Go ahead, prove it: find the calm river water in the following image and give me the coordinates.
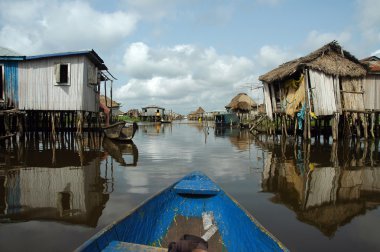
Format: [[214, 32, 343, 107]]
[[0, 121, 380, 251]]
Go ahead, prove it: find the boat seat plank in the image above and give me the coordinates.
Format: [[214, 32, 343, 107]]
[[174, 179, 220, 195], [102, 241, 167, 252]]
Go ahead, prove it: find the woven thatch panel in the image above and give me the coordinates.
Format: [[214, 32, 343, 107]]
[[341, 78, 365, 111], [363, 75, 380, 110], [260, 41, 367, 83]]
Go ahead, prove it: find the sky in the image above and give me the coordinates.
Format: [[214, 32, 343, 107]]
[[0, 0, 379, 115]]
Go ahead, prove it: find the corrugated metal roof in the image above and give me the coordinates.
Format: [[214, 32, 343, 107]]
[[361, 56, 380, 73], [25, 49, 108, 70], [142, 105, 165, 110]]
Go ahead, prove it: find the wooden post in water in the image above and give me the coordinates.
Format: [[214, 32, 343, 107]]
[[370, 112, 375, 138], [356, 113, 361, 139], [332, 114, 337, 141], [76, 111, 83, 137], [51, 112, 56, 140], [362, 113, 368, 139], [303, 68, 311, 140]]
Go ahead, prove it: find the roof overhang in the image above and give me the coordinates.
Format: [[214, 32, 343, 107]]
[[25, 49, 108, 70]]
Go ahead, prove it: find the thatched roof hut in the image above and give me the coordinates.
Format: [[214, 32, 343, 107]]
[[225, 93, 257, 112], [260, 41, 368, 129], [260, 41, 366, 83], [188, 107, 205, 120]]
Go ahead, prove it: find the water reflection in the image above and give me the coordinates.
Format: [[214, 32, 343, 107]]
[[215, 127, 253, 151], [139, 122, 173, 136], [0, 133, 109, 227], [102, 138, 139, 167], [260, 137, 380, 237]]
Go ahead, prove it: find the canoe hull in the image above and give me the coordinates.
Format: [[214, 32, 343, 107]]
[[77, 172, 288, 252], [103, 122, 137, 141]]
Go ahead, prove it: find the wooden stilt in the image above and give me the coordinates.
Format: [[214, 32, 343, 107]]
[[370, 112, 375, 138], [332, 114, 337, 141], [356, 113, 361, 139], [362, 113, 368, 139]]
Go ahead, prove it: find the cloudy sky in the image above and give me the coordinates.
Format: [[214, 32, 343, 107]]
[[1, 0, 379, 114]]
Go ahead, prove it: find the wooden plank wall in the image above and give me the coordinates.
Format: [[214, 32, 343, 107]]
[[363, 75, 380, 111], [18, 56, 98, 112]]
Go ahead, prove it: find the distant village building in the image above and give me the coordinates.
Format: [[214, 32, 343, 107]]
[[141, 105, 165, 122], [188, 107, 205, 120], [99, 95, 125, 123], [225, 93, 258, 121], [126, 109, 140, 118]]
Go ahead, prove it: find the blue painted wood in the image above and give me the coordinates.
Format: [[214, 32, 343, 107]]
[[103, 241, 166, 252], [77, 171, 289, 252], [0, 61, 19, 108], [173, 179, 220, 195]]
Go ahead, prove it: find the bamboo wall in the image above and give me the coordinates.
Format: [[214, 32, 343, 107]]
[[341, 77, 365, 112]]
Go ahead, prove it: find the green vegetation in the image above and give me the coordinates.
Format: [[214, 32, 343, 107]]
[[117, 115, 140, 122]]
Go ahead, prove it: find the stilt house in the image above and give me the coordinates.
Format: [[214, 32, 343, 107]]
[[259, 41, 367, 139], [16, 50, 110, 131]]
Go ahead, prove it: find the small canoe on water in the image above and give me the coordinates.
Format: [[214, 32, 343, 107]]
[[76, 171, 288, 252], [103, 122, 138, 142]]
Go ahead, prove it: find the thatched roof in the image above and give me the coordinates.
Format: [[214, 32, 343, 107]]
[[100, 95, 120, 108], [259, 41, 367, 83], [194, 107, 205, 114], [225, 93, 257, 111]]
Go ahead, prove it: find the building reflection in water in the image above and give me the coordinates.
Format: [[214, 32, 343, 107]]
[[102, 137, 139, 167], [214, 127, 253, 151], [259, 137, 380, 237], [139, 122, 172, 136], [0, 132, 109, 227]]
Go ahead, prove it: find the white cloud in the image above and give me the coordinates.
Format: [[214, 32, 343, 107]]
[[304, 30, 351, 52], [256, 45, 291, 69], [115, 42, 256, 113], [0, 0, 139, 54], [371, 49, 380, 56], [357, 0, 380, 41], [256, 0, 283, 6]]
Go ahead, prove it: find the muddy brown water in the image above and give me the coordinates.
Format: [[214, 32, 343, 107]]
[[0, 121, 380, 251]]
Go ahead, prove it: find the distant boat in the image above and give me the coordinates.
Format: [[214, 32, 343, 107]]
[[215, 112, 240, 127], [160, 119, 172, 123], [103, 122, 138, 141], [76, 171, 288, 252]]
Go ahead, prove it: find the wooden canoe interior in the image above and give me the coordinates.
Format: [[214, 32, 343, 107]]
[[161, 215, 226, 251], [102, 241, 166, 252], [102, 215, 226, 252]]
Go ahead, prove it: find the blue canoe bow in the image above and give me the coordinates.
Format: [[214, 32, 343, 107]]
[[77, 171, 288, 252]]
